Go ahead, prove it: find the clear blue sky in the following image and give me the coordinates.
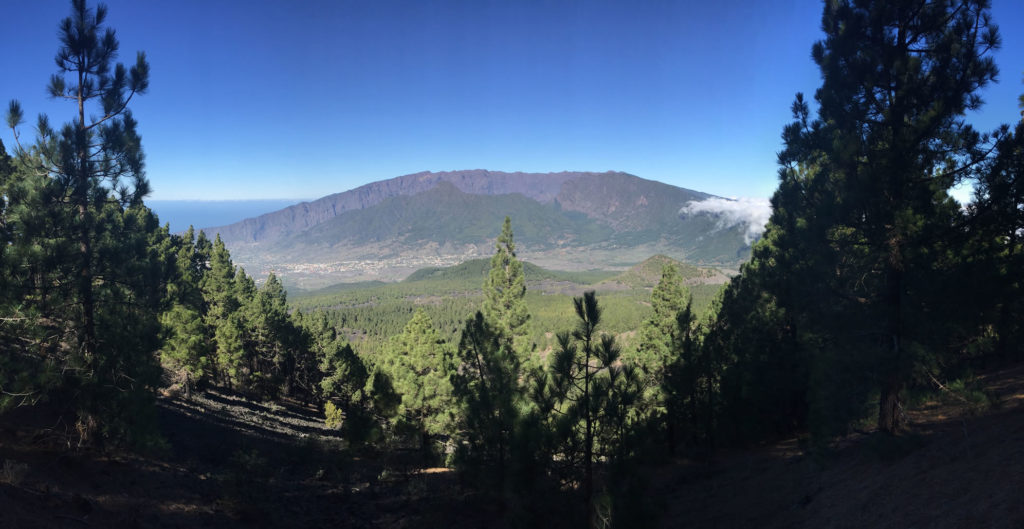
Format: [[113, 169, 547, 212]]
[[4, 1, 1023, 201]]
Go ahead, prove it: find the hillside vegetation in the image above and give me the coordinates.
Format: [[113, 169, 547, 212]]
[[2, 1, 1023, 528], [291, 255, 725, 358]]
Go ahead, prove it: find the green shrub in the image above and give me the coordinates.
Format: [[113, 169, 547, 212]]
[[325, 401, 344, 429]]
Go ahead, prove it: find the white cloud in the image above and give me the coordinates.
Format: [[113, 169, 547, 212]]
[[680, 197, 772, 244]]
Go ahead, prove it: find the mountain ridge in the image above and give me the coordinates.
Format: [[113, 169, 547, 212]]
[[202, 170, 752, 287], [208, 170, 616, 244]]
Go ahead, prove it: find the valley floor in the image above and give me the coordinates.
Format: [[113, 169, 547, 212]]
[[2, 365, 1023, 528]]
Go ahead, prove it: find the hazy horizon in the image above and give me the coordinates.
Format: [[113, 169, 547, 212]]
[[148, 199, 305, 234]]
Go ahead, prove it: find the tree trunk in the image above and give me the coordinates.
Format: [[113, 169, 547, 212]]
[[584, 350, 593, 528], [76, 63, 97, 369], [878, 377, 903, 434], [497, 432, 506, 489], [879, 236, 905, 435], [79, 211, 96, 364], [667, 420, 676, 456]]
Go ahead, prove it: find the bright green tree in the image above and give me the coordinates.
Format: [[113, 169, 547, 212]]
[[631, 264, 689, 423], [158, 227, 212, 396], [382, 308, 455, 449], [483, 217, 530, 349], [200, 235, 245, 386], [241, 272, 294, 399]]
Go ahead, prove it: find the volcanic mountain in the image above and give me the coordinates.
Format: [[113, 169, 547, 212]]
[[204, 170, 754, 286]]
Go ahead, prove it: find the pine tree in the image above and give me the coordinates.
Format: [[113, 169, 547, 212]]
[[451, 311, 521, 485], [970, 95, 1024, 361], [775, 0, 1000, 434], [243, 273, 294, 399], [0, 141, 55, 410], [290, 310, 328, 404], [158, 227, 211, 396], [7, 0, 150, 363], [1019, 71, 1024, 118], [382, 308, 455, 449], [4, 0, 161, 443], [541, 291, 641, 525], [0, 139, 15, 312], [483, 217, 530, 349], [318, 339, 368, 408], [702, 164, 818, 443], [632, 264, 689, 424], [201, 235, 244, 386]]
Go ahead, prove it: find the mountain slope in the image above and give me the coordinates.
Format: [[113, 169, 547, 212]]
[[203, 170, 755, 285], [208, 170, 716, 246], [210, 170, 586, 244], [555, 171, 706, 232], [276, 182, 613, 256]]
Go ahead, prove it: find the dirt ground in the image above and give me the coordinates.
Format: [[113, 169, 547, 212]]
[[653, 364, 1024, 529], [1, 365, 1023, 528], [0, 388, 488, 529]]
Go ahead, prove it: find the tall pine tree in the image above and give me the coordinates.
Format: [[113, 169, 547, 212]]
[[381, 308, 455, 449], [483, 217, 530, 350], [451, 311, 522, 486], [776, 0, 999, 434], [4, 0, 161, 443], [632, 264, 689, 423], [970, 86, 1024, 361], [541, 291, 640, 525]]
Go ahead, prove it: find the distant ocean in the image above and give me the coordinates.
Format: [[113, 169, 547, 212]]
[[147, 199, 304, 234]]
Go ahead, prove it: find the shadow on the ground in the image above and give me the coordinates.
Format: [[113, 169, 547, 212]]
[[0, 388, 497, 529], [652, 363, 1024, 529]]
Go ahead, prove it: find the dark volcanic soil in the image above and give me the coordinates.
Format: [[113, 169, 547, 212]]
[[0, 389, 484, 529], [2, 366, 1023, 528], [653, 364, 1024, 529]]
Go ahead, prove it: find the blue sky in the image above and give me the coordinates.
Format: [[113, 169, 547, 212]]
[[3, 1, 1023, 201]]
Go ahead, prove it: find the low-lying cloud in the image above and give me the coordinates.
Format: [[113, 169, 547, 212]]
[[680, 197, 772, 244]]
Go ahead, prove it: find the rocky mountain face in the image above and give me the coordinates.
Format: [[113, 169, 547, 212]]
[[203, 170, 753, 287]]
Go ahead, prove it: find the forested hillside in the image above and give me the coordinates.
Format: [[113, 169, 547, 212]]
[[2, 1, 1023, 528], [290, 254, 725, 360]]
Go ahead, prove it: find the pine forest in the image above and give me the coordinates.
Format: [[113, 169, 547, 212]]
[[2, 1, 1023, 528]]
